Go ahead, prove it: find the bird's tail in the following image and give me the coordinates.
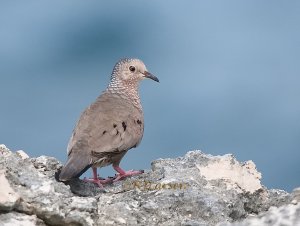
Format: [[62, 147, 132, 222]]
[[59, 152, 92, 181]]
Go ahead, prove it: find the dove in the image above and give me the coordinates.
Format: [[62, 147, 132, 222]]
[[59, 58, 159, 187]]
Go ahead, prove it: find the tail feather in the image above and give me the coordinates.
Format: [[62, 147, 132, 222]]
[[59, 153, 92, 181]]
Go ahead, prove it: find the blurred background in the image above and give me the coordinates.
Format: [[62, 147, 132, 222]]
[[0, 1, 299, 191]]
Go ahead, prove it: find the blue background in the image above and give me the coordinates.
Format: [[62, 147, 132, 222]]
[[1, 1, 299, 191]]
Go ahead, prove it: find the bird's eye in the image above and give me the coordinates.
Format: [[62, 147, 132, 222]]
[[129, 66, 136, 72]]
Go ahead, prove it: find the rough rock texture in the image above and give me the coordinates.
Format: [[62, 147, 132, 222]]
[[221, 203, 300, 226], [0, 144, 298, 226]]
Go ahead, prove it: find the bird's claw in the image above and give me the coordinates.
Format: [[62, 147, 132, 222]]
[[113, 169, 144, 182], [83, 177, 114, 188]]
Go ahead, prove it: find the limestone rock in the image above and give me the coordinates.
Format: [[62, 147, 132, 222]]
[[152, 151, 262, 194], [0, 145, 295, 226], [0, 170, 20, 211], [221, 203, 300, 226], [0, 212, 46, 226]]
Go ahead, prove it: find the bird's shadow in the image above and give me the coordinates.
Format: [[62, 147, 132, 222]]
[[55, 169, 107, 196]]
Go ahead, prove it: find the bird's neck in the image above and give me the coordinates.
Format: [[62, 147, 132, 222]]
[[107, 77, 142, 111]]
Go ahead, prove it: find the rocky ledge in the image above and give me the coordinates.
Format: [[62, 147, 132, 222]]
[[0, 144, 299, 226]]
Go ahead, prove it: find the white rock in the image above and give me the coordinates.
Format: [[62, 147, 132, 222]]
[[223, 203, 300, 226], [291, 187, 300, 203], [0, 170, 20, 211], [0, 144, 11, 156], [116, 217, 126, 224], [196, 154, 262, 193], [30, 181, 54, 193], [0, 212, 44, 226], [16, 150, 29, 159], [0, 144, 8, 150]]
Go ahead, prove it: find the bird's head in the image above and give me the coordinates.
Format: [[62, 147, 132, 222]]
[[111, 58, 159, 84]]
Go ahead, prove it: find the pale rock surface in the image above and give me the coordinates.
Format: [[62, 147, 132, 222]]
[[0, 212, 46, 226], [196, 155, 261, 193], [153, 152, 262, 194], [16, 150, 30, 160], [291, 187, 300, 204], [221, 203, 300, 226], [0, 170, 20, 211], [0, 144, 297, 226]]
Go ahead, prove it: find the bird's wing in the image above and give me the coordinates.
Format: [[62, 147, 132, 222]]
[[67, 92, 144, 164]]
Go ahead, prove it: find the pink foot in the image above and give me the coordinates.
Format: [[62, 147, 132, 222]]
[[113, 165, 144, 182], [83, 177, 113, 188], [83, 167, 113, 188]]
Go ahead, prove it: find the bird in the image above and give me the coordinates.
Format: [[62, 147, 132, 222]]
[[59, 58, 159, 187]]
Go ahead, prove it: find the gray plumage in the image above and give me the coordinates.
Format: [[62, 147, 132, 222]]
[[59, 58, 159, 181]]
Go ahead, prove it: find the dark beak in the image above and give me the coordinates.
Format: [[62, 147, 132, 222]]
[[143, 71, 159, 82]]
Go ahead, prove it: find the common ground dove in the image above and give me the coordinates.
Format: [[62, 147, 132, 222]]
[[59, 58, 159, 187]]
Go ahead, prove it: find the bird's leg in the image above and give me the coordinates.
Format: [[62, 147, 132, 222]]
[[112, 165, 144, 182], [83, 167, 113, 187]]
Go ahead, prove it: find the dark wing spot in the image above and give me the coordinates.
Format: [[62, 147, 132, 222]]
[[113, 124, 117, 128], [102, 131, 107, 135], [137, 119, 142, 125], [116, 130, 119, 135], [122, 121, 127, 131]]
